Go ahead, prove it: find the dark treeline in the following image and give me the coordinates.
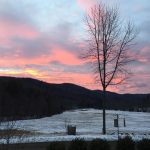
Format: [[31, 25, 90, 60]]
[[0, 76, 149, 120]]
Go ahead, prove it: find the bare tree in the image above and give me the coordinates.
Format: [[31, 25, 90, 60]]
[[0, 120, 16, 146], [0, 119, 27, 150], [83, 3, 137, 134]]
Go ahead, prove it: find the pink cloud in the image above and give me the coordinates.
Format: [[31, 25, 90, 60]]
[[0, 19, 39, 41], [0, 47, 83, 68], [49, 46, 83, 65], [77, 0, 97, 10], [135, 45, 150, 63], [0, 56, 48, 67]]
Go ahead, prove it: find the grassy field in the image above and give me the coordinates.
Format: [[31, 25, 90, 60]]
[[0, 129, 32, 137]]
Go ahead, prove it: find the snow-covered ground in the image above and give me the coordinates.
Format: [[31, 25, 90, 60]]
[[0, 109, 150, 143]]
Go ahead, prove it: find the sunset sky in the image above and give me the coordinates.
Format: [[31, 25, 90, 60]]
[[0, 0, 150, 93]]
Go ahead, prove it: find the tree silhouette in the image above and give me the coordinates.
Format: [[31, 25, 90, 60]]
[[83, 3, 137, 134]]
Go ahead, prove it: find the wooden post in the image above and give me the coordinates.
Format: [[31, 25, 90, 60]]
[[124, 118, 126, 127], [117, 114, 120, 140]]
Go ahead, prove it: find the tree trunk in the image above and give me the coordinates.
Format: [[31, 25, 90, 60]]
[[102, 87, 106, 134]]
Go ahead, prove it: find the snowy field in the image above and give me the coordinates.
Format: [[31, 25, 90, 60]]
[[0, 109, 150, 143]]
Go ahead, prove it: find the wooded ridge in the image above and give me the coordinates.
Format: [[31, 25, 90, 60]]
[[0, 76, 149, 119]]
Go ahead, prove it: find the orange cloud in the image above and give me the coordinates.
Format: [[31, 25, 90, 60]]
[[0, 68, 39, 76]]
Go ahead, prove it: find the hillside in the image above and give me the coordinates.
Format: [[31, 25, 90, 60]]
[[0, 76, 149, 119]]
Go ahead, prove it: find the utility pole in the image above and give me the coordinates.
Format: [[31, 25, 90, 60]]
[[117, 114, 120, 140]]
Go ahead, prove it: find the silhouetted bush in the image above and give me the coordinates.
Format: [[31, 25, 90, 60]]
[[89, 139, 110, 150], [117, 136, 135, 150], [137, 139, 150, 150], [68, 138, 87, 150], [47, 142, 65, 150]]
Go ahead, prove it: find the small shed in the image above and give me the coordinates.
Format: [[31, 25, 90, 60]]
[[67, 125, 76, 135]]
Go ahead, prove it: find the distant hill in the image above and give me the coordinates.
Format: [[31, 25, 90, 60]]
[[0, 76, 149, 119]]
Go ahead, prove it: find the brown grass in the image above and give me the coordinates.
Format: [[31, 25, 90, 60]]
[[0, 129, 32, 138]]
